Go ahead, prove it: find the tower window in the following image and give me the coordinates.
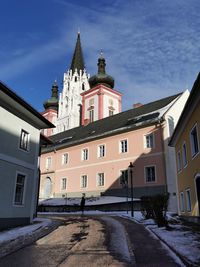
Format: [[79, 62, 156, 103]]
[[89, 109, 94, 122], [75, 76, 77, 82], [82, 83, 85, 91]]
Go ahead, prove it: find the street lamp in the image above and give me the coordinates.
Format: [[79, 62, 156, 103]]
[[128, 162, 134, 217]]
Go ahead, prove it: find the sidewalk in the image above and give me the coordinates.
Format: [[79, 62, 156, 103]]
[[0, 218, 60, 258], [114, 216, 183, 267]]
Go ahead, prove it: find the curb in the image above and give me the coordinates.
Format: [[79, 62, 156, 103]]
[[0, 220, 60, 259]]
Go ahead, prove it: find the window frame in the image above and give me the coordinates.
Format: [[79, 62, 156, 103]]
[[89, 109, 94, 122], [98, 144, 105, 158], [19, 129, 29, 152], [13, 172, 26, 206], [177, 150, 182, 172], [46, 157, 52, 169], [182, 142, 188, 168], [97, 173, 105, 187], [62, 153, 69, 165], [82, 148, 89, 161], [120, 169, 128, 186], [119, 139, 128, 153], [80, 175, 88, 188], [179, 191, 185, 212], [144, 165, 156, 183], [185, 189, 192, 212], [61, 177, 67, 190], [190, 124, 199, 158], [144, 133, 154, 149]]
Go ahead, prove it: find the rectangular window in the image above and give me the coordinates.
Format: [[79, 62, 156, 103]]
[[182, 143, 187, 167], [61, 178, 67, 190], [14, 173, 26, 205], [109, 109, 114, 116], [98, 145, 105, 158], [81, 175, 87, 188], [46, 157, 52, 169], [120, 170, 128, 186], [145, 133, 154, 148], [82, 149, 88, 161], [97, 173, 105, 187], [177, 151, 182, 172], [180, 192, 185, 212], [62, 153, 68, 165], [186, 189, 191, 212], [145, 166, 156, 182], [89, 109, 94, 122], [190, 124, 199, 157], [120, 139, 128, 153], [19, 129, 29, 151]]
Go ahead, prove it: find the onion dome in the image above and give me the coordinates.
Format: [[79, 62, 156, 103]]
[[43, 81, 59, 111], [89, 53, 114, 89]]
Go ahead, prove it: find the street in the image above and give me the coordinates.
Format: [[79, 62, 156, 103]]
[[0, 215, 182, 267]]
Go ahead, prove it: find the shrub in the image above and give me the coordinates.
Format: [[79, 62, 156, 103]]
[[141, 193, 169, 227]]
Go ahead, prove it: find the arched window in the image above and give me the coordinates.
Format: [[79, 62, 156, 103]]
[[44, 177, 52, 198], [82, 83, 85, 91]]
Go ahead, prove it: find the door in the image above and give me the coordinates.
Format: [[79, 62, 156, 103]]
[[44, 177, 52, 198]]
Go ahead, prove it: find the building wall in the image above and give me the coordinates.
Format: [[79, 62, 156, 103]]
[[163, 90, 190, 212], [42, 109, 57, 136], [56, 69, 90, 132], [40, 124, 167, 199], [175, 102, 200, 216], [81, 85, 122, 124], [0, 106, 40, 228]]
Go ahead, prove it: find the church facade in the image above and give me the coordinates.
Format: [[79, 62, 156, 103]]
[[39, 33, 189, 212]]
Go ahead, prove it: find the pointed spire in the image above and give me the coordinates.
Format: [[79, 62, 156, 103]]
[[70, 32, 85, 74]]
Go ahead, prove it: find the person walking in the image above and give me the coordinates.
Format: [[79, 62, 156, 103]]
[[80, 194, 85, 215]]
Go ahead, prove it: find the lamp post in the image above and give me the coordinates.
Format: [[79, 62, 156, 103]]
[[128, 162, 134, 217]]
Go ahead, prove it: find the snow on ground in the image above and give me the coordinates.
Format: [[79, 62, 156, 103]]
[[39, 196, 139, 206], [0, 218, 52, 244], [101, 216, 133, 264], [1, 196, 200, 266], [122, 211, 200, 266]]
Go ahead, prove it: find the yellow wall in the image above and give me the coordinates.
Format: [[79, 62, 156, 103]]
[[175, 103, 200, 216]]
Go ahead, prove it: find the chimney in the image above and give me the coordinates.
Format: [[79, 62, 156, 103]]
[[133, 103, 143, 109], [84, 119, 90, 126]]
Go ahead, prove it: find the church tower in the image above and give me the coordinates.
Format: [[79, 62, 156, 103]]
[[42, 81, 59, 136], [81, 53, 122, 125], [56, 32, 90, 133]]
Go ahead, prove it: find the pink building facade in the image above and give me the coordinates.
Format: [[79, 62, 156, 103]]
[[40, 123, 166, 198]]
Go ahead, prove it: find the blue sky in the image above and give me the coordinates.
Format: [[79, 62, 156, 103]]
[[1, 0, 200, 111]]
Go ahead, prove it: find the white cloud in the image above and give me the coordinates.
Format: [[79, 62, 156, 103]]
[[2, 0, 200, 110]]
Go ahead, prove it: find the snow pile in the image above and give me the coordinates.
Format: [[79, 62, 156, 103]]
[[39, 196, 140, 206], [123, 211, 200, 266]]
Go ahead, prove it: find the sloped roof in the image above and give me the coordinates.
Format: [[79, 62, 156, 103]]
[[169, 72, 200, 146], [42, 93, 181, 153], [0, 81, 54, 129]]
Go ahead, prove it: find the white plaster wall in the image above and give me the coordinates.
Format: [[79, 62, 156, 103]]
[[163, 90, 190, 212], [84, 94, 99, 121], [56, 69, 90, 133], [103, 93, 119, 117], [0, 106, 40, 221]]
